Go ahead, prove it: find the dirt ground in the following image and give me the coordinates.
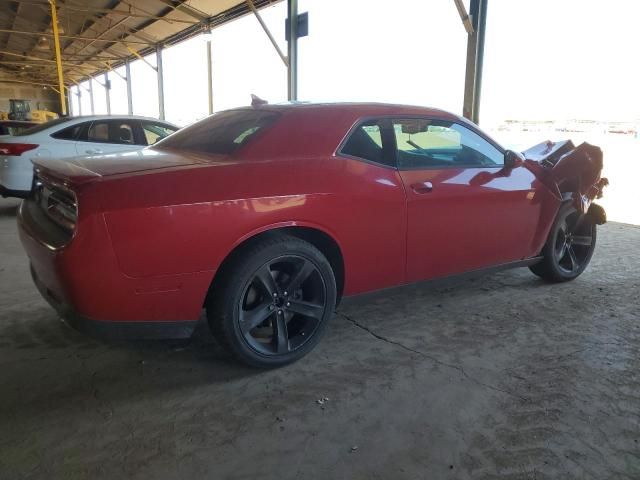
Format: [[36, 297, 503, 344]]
[[0, 196, 638, 480]]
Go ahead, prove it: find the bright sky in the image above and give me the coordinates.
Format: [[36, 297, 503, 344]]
[[70, 0, 640, 127]]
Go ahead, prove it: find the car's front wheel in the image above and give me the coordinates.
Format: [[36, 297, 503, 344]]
[[529, 203, 597, 282], [207, 235, 337, 368]]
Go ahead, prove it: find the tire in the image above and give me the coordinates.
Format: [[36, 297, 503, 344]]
[[529, 203, 597, 282], [207, 235, 337, 368]]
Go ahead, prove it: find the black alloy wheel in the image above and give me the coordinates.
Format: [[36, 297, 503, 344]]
[[530, 203, 597, 282], [553, 214, 595, 275], [239, 255, 327, 356], [208, 235, 337, 367]]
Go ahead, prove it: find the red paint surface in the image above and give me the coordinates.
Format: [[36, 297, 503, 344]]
[[20, 104, 573, 323]]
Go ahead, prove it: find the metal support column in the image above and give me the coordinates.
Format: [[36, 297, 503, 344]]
[[104, 72, 111, 115], [88, 76, 95, 114], [206, 40, 213, 114], [286, 0, 298, 101], [48, 0, 67, 115], [65, 87, 72, 115], [462, 0, 488, 124], [472, 0, 488, 123], [125, 59, 133, 115], [156, 45, 165, 120]]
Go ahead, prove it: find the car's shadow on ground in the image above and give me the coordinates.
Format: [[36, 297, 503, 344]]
[[0, 267, 548, 420], [0, 306, 265, 418]]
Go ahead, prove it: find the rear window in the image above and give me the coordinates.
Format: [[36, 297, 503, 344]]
[[51, 123, 83, 140], [155, 109, 279, 155], [16, 117, 75, 136]]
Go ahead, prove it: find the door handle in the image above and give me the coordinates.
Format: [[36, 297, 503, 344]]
[[85, 148, 103, 154], [411, 181, 433, 194]]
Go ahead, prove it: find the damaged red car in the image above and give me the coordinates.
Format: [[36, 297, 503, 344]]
[[18, 103, 607, 367]]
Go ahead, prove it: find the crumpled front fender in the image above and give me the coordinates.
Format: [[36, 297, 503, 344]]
[[522, 140, 608, 215]]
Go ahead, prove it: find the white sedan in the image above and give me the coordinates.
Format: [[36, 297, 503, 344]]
[[0, 115, 178, 197]]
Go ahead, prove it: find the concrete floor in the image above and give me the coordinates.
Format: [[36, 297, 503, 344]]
[[0, 196, 638, 480]]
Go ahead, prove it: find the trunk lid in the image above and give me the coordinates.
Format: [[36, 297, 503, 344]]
[[32, 147, 224, 185]]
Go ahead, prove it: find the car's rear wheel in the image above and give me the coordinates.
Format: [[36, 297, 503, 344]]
[[529, 203, 597, 282], [207, 235, 337, 368]]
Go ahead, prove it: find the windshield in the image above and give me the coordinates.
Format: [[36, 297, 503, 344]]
[[16, 117, 75, 136], [155, 109, 279, 155]]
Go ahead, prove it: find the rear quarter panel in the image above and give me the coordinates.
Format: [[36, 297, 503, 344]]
[[100, 155, 407, 296]]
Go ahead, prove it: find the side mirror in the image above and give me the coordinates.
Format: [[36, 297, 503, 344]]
[[503, 149, 523, 169]]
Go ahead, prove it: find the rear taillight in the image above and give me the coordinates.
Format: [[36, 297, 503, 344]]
[[34, 172, 78, 234], [0, 143, 39, 156]]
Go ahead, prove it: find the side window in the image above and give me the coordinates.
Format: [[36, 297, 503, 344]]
[[340, 120, 391, 166], [111, 121, 135, 145], [393, 119, 503, 169], [85, 121, 136, 144], [51, 124, 82, 140], [87, 121, 110, 143], [141, 122, 177, 146]]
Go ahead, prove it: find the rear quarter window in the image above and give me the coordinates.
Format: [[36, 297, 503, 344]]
[[340, 119, 394, 167], [155, 109, 279, 155], [51, 124, 83, 140]]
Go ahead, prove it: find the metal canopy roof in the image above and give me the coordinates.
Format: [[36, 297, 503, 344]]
[[0, 0, 279, 87], [0, 0, 487, 125]]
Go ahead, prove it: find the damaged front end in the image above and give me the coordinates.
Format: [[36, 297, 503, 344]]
[[522, 140, 608, 224]]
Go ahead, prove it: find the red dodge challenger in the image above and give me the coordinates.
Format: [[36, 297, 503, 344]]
[[18, 103, 607, 367]]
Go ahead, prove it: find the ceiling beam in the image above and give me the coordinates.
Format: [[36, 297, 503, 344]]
[[2, 0, 282, 86], [0, 49, 119, 65], [154, 0, 209, 23], [0, 76, 62, 88], [63, 6, 199, 25], [1, 1, 21, 54], [0, 60, 94, 69], [68, 17, 130, 57], [0, 27, 154, 45], [2, 1, 200, 25], [60, 1, 158, 69], [453, 0, 474, 34]]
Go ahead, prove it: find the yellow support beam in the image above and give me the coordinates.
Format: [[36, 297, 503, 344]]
[[126, 46, 158, 72], [49, 0, 67, 115]]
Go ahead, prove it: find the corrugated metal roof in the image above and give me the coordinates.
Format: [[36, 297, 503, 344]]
[[0, 0, 280, 87]]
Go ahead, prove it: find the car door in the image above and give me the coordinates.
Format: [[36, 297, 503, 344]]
[[336, 118, 408, 292], [75, 119, 140, 156], [393, 117, 542, 283]]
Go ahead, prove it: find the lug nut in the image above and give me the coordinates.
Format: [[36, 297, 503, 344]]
[[284, 291, 288, 296], [278, 310, 283, 315], [273, 292, 278, 297], [286, 302, 291, 307]]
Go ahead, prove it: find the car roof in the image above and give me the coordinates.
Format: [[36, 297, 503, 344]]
[[225, 101, 503, 159], [9, 115, 178, 139], [237, 101, 461, 120], [226, 102, 473, 133], [63, 114, 177, 125]]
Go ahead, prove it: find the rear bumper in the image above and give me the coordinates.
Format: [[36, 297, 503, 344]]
[[31, 264, 197, 339], [18, 198, 208, 339]]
